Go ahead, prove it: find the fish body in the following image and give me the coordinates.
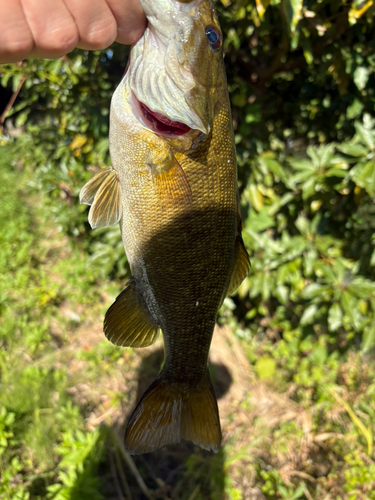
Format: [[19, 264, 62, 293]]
[[80, 0, 249, 454]]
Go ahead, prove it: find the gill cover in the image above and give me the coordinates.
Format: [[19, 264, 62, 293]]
[[129, 0, 225, 134]]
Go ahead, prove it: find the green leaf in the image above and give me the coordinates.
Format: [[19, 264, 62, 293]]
[[302, 38, 314, 65], [371, 250, 375, 267], [289, 159, 315, 171], [351, 160, 375, 196], [347, 277, 375, 298], [275, 284, 289, 304], [349, 0, 374, 24], [301, 176, 318, 199], [355, 122, 374, 150], [260, 155, 288, 184], [247, 183, 264, 211], [301, 283, 327, 299], [353, 66, 370, 91], [341, 291, 361, 330], [328, 303, 343, 332], [295, 215, 310, 236], [347, 99, 364, 119], [268, 193, 294, 216], [337, 143, 368, 157], [244, 207, 275, 233], [255, 356, 277, 379], [325, 167, 349, 178], [362, 324, 375, 351], [282, 0, 303, 32], [300, 304, 318, 325]]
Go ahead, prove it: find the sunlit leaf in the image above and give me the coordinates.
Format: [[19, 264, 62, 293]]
[[351, 160, 375, 196], [282, 0, 303, 32], [255, 356, 277, 379], [255, 0, 271, 19], [362, 324, 375, 351], [353, 66, 370, 91], [355, 122, 374, 150], [301, 283, 327, 299], [349, 0, 374, 24], [247, 183, 264, 211], [347, 99, 365, 120], [336, 143, 368, 157], [328, 303, 343, 332], [300, 304, 318, 325]]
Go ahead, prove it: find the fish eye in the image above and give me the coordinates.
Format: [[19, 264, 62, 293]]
[[205, 25, 222, 50]]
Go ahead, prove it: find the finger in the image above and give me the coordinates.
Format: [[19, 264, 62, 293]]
[[106, 0, 146, 46], [20, 0, 79, 59], [0, 0, 33, 63], [64, 0, 117, 51]]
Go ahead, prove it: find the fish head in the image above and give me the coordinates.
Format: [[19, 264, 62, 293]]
[[127, 0, 226, 137]]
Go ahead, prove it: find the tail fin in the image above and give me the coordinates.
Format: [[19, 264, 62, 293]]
[[124, 372, 221, 454]]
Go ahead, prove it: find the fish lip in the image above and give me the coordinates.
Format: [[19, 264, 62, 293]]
[[131, 91, 192, 138]]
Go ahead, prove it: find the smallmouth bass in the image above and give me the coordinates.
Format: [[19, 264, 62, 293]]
[[80, 0, 250, 454]]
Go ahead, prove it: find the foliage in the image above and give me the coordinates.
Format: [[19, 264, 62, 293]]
[[0, 153, 107, 499], [0, 0, 375, 498], [230, 115, 375, 354]]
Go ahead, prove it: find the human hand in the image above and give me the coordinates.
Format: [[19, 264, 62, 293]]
[[0, 0, 146, 63]]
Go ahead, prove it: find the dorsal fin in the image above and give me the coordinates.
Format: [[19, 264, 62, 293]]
[[79, 167, 122, 229], [104, 278, 160, 348], [227, 234, 250, 296], [227, 198, 250, 296]]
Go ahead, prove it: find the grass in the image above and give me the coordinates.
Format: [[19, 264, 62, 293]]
[[1, 140, 375, 500]]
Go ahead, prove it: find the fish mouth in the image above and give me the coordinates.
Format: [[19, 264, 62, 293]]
[[133, 93, 191, 138]]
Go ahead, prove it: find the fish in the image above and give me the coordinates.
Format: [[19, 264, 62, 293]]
[[79, 0, 250, 454]]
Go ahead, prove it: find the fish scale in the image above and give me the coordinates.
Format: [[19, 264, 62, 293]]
[[80, 0, 249, 454]]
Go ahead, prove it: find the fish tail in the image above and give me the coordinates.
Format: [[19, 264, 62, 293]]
[[124, 371, 221, 454]]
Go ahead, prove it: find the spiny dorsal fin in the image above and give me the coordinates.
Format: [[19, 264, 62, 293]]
[[227, 235, 250, 296], [227, 197, 251, 296], [104, 278, 159, 348], [79, 167, 121, 229], [124, 371, 221, 454]]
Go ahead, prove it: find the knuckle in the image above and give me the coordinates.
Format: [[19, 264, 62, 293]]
[[81, 20, 117, 50], [36, 30, 78, 55], [37, 23, 79, 55], [1, 35, 33, 60]]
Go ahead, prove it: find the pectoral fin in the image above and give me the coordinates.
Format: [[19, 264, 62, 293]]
[[149, 150, 192, 208], [79, 167, 121, 229], [104, 278, 159, 348], [80, 167, 112, 205]]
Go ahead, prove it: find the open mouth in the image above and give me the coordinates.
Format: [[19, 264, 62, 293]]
[[138, 99, 191, 137]]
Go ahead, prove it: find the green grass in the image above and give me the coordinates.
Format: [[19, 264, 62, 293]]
[[1, 140, 375, 500], [0, 144, 108, 499]]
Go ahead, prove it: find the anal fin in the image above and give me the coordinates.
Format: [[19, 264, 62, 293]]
[[79, 167, 122, 229], [104, 278, 159, 348]]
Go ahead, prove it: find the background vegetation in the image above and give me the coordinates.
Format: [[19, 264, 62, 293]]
[[0, 0, 375, 498]]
